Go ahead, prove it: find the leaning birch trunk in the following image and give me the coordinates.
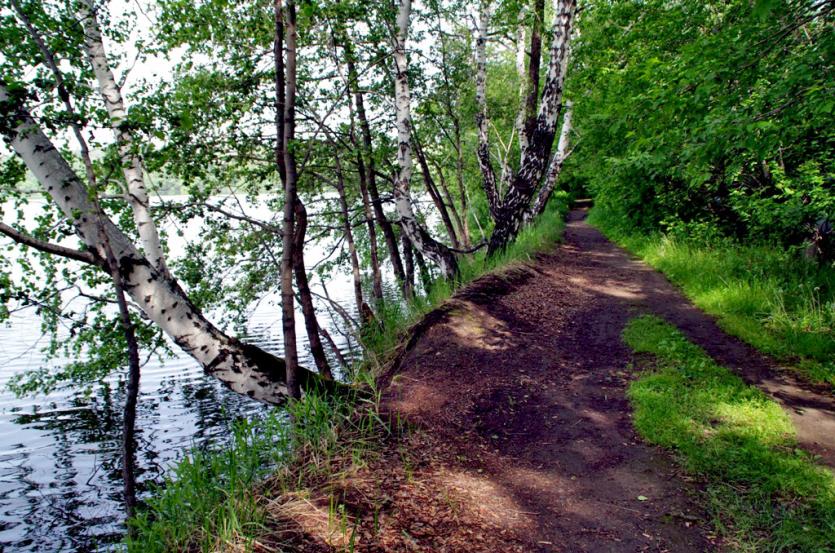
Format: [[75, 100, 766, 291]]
[[487, 0, 576, 256], [0, 84, 322, 404], [525, 102, 573, 223], [77, 1, 170, 279], [391, 0, 458, 279]]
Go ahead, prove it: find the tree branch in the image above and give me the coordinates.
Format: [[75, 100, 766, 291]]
[[0, 222, 101, 266]]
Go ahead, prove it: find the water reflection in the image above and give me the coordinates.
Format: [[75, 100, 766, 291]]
[[0, 296, 361, 552]]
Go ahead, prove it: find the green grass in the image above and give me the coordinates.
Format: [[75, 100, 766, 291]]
[[126, 380, 387, 552], [624, 315, 835, 552], [590, 208, 835, 387], [126, 196, 570, 551]]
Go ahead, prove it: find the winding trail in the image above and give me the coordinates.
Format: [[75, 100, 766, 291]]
[[278, 209, 835, 552]]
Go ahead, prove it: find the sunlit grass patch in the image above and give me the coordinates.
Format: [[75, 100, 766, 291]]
[[592, 208, 835, 387], [624, 315, 835, 552]]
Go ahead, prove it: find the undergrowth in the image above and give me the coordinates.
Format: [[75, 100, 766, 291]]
[[624, 315, 835, 552], [126, 376, 386, 552], [591, 207, 835, 387], [126, 196, 569, 551]]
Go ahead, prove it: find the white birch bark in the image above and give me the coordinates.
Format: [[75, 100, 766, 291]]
[[525, 101, 573, 223], [0, 84, 316, 404], [475, 0, 500, 220], [77, 1, 170, 279], [391, 0, 458, 279], [487, 0, 576, 255]]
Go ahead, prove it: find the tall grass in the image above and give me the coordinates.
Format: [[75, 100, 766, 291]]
[[126, 196, 570, 550], [590, 208, 835, 387], [624, 316, 835, 552], [126, 382, 386, 552]]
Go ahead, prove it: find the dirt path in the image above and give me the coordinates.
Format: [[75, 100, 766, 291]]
[[277, 209, 834, 552]]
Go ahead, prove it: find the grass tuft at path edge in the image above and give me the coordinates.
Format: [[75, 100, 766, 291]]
[[624, 315, 835, 552], [590, 207, 835, 388]]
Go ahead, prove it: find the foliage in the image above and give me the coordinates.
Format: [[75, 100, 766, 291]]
[[624, 315, 835, 551], [567, 0, 834, 250], [593, 208, 835, 386]]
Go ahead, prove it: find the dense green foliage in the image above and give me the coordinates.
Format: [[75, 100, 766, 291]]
[[568, 0, 833, 249], [624, 316, 835, 551], [593, 210, 835, 386]]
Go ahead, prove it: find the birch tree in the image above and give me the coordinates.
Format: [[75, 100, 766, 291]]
[[476, 0, 577, 255], [390, 0, 459, 279], [0, 81, 326, 404]]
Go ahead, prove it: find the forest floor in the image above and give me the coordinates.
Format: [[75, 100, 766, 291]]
[[267, 209, 835, 552]]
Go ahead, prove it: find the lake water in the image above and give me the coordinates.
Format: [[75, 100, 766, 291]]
[[0, 197, 363, 551]]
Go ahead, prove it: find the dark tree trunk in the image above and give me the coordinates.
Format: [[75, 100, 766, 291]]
[[430, 0, 471, 247], [402, 232, 415, 299], [319, 326, 348, 371], [334, 150, 366, 317], [278, 0, 301, 398], [475, 1, 500, 220], [430, 156, 467, 247], [293, 198, 333, 380], [337, 28, 406, 287], [521, 0, 545, 154], [413, 134, 460, 248]]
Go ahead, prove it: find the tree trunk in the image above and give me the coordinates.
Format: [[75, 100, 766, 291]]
[[413, 247, 432, 293], [525, 102, 573, 223], [522, 0, 545, 156], [487, 0, 576, 256], [77, 1, 170, 279], [293, 198, 333, 380], [337, 29, 406, 287], [0, 83, 320, 404], [413, 134, 460, 248], [97, 219, 140, 528], [402, 232, 415, 299], [319, 326, 348, 372], [430, 156, 467, 247], [354, 150, 385, 305], [453, 113, 472, 246], [334, 151, 366, 318], [391, 0, 459, 280], [113, 271, 140, 526], [514, 13, 529, 155], [431, 1, 471, 247], [475, 0, 500, 221], [279, 0, 301, 399]]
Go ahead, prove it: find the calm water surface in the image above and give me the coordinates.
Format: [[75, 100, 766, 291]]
[[0, 198, 359, 551]]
